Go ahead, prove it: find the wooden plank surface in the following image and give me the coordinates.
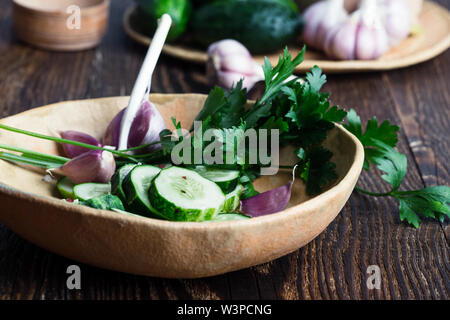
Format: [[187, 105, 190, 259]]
[[0, 0, 448, 300]]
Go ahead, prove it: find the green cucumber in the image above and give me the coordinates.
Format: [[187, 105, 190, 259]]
[[111, 164, 137, 202], [135, 0, 191, 41], [210, 213, 250, 222], [56, 177, 76, 199], [73, 183, 111, 201], [192, 0, 303, 53], [223, 184, 243, 213], [194, 166, 240, 193], [123, 165, 162, 218], [149, 166, 225, 221], [82, 194, 124, 211]]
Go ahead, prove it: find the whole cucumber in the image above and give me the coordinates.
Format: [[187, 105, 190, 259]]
[[136, 0, 192, 41], [193, 0, 298, 12], [191, 0, 303, 54]]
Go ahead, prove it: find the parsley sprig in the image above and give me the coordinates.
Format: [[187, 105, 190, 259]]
[[344, 110, 450, 227]]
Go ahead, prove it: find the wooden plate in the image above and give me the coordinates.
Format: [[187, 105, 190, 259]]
[[123, 1, 450, 73], [0, 95, 364, 278]]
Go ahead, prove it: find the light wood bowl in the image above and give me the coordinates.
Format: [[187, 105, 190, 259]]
[[124, 1, 449, 73], [13, 0, 109, 51], [0, 95, 364, 278]]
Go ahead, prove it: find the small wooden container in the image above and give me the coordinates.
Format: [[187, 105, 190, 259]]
[[13, 0, 110, 51]]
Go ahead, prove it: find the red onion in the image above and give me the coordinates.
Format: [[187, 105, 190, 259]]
[[58, 150, 115, 184], [60, 130, 102, 158], [102, 101, 166, 151]]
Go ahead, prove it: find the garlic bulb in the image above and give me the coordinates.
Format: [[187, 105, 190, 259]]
[[206, 39, 264, 91], [325, 0, 389, 60], [303, 0, 349, 50]]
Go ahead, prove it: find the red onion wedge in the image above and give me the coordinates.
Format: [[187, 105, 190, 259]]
[[102, 101, 166, 152], [240, 165, 298, 217], [58, 150, 116, 184], [60, 130, 102, 158]]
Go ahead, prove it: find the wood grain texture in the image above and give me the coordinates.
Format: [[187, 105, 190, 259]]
[[0, 0, 448, 300]]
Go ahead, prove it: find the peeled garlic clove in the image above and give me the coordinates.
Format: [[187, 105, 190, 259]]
[[60, 130, 102, 158], [206, 39, 264, 91], [59, 150, 116, 184]]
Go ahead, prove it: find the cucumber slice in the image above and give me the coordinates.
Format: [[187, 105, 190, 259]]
[[149, 166, 225, 221], [123, 165, 162, 218], [82, 194, 124, 211], [73, 183, 111, 201], [209, 213, 250, 222], [222, 184, 243, 213], [194, 166, 240, 193], [56, 177, 76, 199], [111, 164, 137, 202]]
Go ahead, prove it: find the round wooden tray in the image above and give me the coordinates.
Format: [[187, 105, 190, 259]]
[[123, 1, 450, 73]]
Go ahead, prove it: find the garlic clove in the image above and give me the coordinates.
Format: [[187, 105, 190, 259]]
[[138, 101, 167, 151], [59, 150, 116, 184], [303, 1, 329, 49], [328, 18, 358, 60], [60, 130, 102, 158], [207, 39, 264, 91], [302, 0, 349, 51], [381, 0, 411, 46], [216, 70, 262, 92], [103, 101, 166, 151]]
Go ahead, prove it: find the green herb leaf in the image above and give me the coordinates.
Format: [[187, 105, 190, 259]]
[[395, 186, 450, 228], [370, 139, 407, 191], [344, 109, 399, 169]]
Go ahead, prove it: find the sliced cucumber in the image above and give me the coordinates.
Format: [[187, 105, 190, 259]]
[[111, 164, 137, 202], [149, 166, 225, 221], [194, 166, 240, 193], [82, 194, 124, 211], [209, 213, 250, 222], [222, 184, 243, 213], [56, 177, 76, 199], [123, 165, 162, 218], [73, 183, 111, 201]]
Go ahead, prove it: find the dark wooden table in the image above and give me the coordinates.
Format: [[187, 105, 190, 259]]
[[0, 0, 448, 300]]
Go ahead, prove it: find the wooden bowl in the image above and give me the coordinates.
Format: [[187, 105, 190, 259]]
[[13, 0, 109, 51], [0, 95, 364, 278]]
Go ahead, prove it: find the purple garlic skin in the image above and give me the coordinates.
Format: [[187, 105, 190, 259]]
[[60, 130, 102, 158], [206, 39, 264, 91], [59, 150, 116, 184], [240, 181, 293, 217], [102, 101, 166, 151]]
